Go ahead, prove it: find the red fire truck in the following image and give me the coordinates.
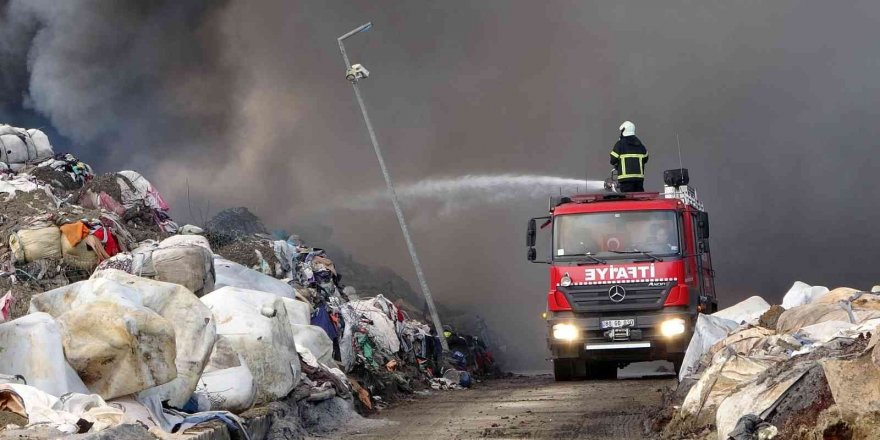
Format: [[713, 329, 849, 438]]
[[527, 169, 717, 380]]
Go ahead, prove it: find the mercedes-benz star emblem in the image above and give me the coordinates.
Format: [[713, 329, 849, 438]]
[[608, 285, 627, 303]]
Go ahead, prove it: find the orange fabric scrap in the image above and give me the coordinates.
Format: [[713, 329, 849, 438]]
[[60, 222, 89, 248]]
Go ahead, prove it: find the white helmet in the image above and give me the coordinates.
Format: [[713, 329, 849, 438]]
[[619, 121, 635, 137]]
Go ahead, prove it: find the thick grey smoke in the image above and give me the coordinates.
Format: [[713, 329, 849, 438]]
[[3, 0, 880, 370]]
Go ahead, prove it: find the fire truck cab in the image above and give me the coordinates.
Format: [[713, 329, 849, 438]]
[[527, 169, 717, 381]]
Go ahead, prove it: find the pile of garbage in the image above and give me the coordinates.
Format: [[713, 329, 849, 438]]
[[656, 281, 880, 440], [0, 125, 495, 438]]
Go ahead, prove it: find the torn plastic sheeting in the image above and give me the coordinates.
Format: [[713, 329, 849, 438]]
[[682, 352, 779, 425], [116, 170, 170, 211], [0, 313, 89, 397], [679, 314, 739, 381], [781, 281, 829, 309], [292, 324, 334, 367], [339, 304, 359, 372], [0, 175, 40, 200], [815, 289, 880, 315], [794, 320, 860, 345], [775, 302, 854, 334], [709, 327, 777, 360], [712, 296, 771, 325], [195, 335, 257, 413], [213, 256, 296, 299], [201, 286, 301, 405], [0, 383, 124, 434], [714, 360, 813, 440], [137, 393, 250, 438]]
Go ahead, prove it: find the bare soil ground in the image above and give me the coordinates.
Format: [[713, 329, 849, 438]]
[[331, 374, 674, 440]]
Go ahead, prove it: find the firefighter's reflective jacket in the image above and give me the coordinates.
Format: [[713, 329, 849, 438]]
[[609, 135, 649, 181]]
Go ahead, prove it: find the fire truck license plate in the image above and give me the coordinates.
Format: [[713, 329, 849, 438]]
[[601, 319, 635, 329]]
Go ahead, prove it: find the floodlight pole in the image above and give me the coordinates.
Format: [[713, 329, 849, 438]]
[[338, 23, 449, 352]]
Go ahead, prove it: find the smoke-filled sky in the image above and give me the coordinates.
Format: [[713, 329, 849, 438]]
[[3, 0, 880, 370]]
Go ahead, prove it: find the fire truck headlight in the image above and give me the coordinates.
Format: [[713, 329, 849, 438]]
[[660, 318, 687, 337], [552, 323, 579, 341], [560, 273, 572, 287]]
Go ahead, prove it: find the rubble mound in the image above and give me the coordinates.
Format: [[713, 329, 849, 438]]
[[206, 207, 268, 245], [658, 281, 880, 440], [80, 172, 125, 202], [27, 166, 79, 191]]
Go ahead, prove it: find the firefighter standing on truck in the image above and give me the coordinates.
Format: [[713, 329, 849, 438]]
[[610, 120, 649, 192]]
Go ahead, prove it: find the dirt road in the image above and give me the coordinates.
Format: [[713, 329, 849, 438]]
[[338, 373, 674, 439]]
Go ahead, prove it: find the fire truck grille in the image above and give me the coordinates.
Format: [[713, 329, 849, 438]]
[[557, 283, 672, 313]]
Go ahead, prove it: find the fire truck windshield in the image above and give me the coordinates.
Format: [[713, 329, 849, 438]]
[[554, 210, 680, 259]]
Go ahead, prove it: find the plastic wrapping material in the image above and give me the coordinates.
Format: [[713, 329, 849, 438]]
[[201, 286, 301, 404], [213, 256, 295, 299], [292, 324, 334, 367], [56, 300, 177, 400], [681, 352, 779, 426], [32, 272, 217, 406], [781, 281, 829, 309], [178, 224, 205, 235], [283, 297, 312, 326], [679, 314, 740, 381], [9, 226, 62, 263], [0, 383, 124, 434], [151, 245, 214, 297], [90, 270, 217, 407], [196, 336, 257, 413], [714, 360, 812, 439], [159, 234, 212, 252], [712, 296, 771, 325], [708, 327, 777, 360], [776, 303, 853, 334], [0, 313, 89, 397], [0, 125, 54, 171], [116, 170, 169, 211]]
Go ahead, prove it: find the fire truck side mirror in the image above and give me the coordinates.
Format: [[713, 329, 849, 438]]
[[697, 212, 710, 239], [527, 247, 537, 262], [527, 219, 537, 247]]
